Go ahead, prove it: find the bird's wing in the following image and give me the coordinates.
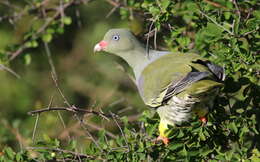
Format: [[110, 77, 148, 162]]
[[162, 71, 211, 101], [137, 53, 209, 107]]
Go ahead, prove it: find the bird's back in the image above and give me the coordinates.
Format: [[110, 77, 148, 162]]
[[137, 53, 223, 107]]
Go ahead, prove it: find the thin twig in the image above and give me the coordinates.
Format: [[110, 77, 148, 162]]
[[203, 0, 228, 9], [75, 9, 82, 28], [28, 106, 110, 120], [153, 27, 157, 50], [51, 72, 71, 107], [0, 64, 21, 78], [57, 111, 71, 140], [232, 0, 241, 35], [110, 112, 130, 152], [26, 147, 98, 160], [241, 26, 260, 37], [74, 115, 103, 152], [105, 0, 121, 7], [85, 122, 117, 139], [106, 6, 118, 18], [199, 10, 233, 35], [44, 42, 58, 79], [146, 21, 154, 59], [32, 114, 40, 143]]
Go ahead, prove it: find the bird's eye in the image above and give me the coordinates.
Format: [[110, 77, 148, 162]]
[[112, 35, 120, 41]]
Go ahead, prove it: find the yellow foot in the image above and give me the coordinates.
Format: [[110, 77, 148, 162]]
[[156, 136, 170, 145], [199, 117, 207, 124]]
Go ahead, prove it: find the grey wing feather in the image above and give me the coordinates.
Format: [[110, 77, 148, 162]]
[[163, 71, 210, 101], [193, 60, 225, 81], [204, 61, 225, 81]]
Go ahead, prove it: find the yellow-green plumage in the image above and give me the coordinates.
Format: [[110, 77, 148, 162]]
[[95, 28, 225, 142], [138, 53, 215, 107]]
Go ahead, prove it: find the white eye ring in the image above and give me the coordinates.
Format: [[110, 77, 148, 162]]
[[112, 35, 120, 41]]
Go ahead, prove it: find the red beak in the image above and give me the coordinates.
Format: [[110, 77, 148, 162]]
[[94, 40, 108, 52]]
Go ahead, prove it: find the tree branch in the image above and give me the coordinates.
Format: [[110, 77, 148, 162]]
[[26, 147, 100, 160], [0, 64, 21, 78], [28, 106, 110, 120]]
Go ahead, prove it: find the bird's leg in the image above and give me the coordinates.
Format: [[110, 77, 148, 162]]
[[155, 120, 170, 145], [156, 135, 170, 145], [193, 106, 208, 124]]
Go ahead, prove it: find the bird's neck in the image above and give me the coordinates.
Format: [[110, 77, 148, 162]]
[[118, 48, 170, 81]]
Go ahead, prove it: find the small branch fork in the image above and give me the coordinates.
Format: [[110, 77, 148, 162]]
[[28, 106, 111, 120], [0, 64, 21, 78], [27, 72, 132, 159], [26, 72, 113, 159]]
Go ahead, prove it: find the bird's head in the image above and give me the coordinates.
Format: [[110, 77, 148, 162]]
[[94, 28, 137, 55]]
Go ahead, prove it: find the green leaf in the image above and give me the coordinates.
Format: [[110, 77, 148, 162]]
[[179, 146, 188, 156], [176, 130, 184, 138], [42, 33, 53, 43], [4, 147, 15, 160], [161, 0, 170, 12], [24, 54, 31, 65], [62, 16, 72, 25], [229, 122, 238, 134], [176, 37, 190, 47], [15, 153, 23, 162], [25, 40, 38, 48], [224, 12, 231, 20], [206, 23, 223, 36], [169, 143, 183, 151], [199, 130, 206, 141]]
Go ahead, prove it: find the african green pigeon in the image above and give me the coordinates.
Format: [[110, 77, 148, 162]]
[[94, 28, 225, 144]]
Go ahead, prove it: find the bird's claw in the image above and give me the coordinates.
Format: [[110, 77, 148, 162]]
[[199, 117, 207, 125], [155, 136, 170, 145]]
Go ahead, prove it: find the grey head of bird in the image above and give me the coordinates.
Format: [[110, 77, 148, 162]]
[[94, 28, 170, 80], [94, 28, 144, 55]]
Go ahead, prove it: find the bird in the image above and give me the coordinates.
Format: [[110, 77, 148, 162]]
[[94, 28, 225, 145]]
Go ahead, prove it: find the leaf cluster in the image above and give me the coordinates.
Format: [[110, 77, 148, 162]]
[[0, 0, 259, 161]]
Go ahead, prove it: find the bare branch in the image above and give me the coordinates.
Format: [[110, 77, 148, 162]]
[[26, 147, 99, 160], [153, 27, 157, 50], [51, 72, 71, 107], [28, 106, 110, 120], [146, 21, 154, 59], [241, 26, 259, 37], [203, 0, 228, 9], [0, 64, 21, 79], [110, 112, 130, 152], [32, 114, 40, 143], [85, 122, 117, 139], [106, 6, 119, 18], [74, 114, 103, 152], [57, 111, 72, 140], [44, 43, 58, 79], [199, 10, 233, 35], [105, 0, 121, 7]]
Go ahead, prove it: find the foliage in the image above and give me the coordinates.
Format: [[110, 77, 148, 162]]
[[0, 0, 259, 161]]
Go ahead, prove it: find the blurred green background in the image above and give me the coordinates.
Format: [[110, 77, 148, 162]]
[[0, 0, 144, 151]]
